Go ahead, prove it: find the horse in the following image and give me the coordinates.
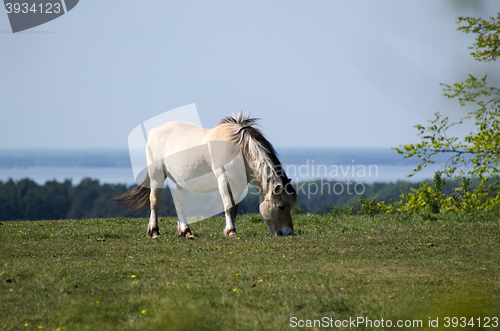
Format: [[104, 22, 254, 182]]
[[114, 112, 297, 238]]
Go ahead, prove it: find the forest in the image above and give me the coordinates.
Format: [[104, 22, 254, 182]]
[[0, 177, 467, 221]]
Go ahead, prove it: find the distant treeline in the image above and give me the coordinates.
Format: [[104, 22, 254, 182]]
[[0, 177, 464, 221], [0, 178, 157, 221]]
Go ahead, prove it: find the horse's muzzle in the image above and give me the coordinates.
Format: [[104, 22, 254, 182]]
[[275, 227, 294, 236]]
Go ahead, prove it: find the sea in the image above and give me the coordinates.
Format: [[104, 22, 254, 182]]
[[0, 148, 450, 186]]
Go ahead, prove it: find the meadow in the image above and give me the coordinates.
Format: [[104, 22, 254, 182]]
[[1, 212, 499, 330]]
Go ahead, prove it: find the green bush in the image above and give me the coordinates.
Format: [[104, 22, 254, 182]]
[[395, 171, 500, 214]]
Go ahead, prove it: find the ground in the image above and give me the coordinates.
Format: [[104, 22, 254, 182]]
[[0, 212, 499, 330]]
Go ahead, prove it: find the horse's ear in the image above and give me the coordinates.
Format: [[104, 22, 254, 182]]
[[273, 184, 282, 195]]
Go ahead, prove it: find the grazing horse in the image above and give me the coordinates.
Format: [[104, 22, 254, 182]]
[[114, 112, 297, 238]]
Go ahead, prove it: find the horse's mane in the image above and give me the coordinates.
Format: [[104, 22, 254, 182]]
[[219, 112, 297, 206]]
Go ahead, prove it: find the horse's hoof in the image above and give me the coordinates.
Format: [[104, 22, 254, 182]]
[[147, 228, 161, 238], [179, 228, 197, 239], [225, 229, 238, 237]]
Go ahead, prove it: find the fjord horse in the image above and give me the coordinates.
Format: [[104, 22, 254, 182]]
[[114, 112, 297, 238]]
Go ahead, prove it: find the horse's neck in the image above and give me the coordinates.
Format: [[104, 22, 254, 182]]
[[244, 155, 270, 203]]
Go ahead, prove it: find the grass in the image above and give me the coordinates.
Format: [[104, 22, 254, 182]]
[[0, 212, 499, 330]]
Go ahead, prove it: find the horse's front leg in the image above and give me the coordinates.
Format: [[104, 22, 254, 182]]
[[216, 170, 239, 237]]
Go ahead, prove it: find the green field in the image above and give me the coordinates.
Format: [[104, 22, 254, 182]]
[[1, 212, 499, 330]]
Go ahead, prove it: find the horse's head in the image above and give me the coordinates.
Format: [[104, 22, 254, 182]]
[[259, 183, 295, 236]]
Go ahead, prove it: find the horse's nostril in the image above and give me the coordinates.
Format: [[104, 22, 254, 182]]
[[276, 230, 283, 236]]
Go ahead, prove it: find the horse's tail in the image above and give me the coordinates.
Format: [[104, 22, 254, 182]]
[[112, 172, 151, 211]]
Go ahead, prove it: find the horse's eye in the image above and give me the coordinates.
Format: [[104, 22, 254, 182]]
[[277, 205, 285, 210]]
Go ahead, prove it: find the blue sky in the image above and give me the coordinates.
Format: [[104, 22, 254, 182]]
[[1, 0, 499, 149]]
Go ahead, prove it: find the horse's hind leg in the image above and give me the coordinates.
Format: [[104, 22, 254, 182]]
[[225, 203, 239, 237], [173, 185, 195, 238], [147, 170, 165, 238], [147, 187, 162, 238]]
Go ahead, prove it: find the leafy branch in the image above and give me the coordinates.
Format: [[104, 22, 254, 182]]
[[394, 13, 500, 201]]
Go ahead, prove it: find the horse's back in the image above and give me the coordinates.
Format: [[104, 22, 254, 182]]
[[146, 121, 241, 193], [148, 121, 207, 156], [204, 123, 235, 143]]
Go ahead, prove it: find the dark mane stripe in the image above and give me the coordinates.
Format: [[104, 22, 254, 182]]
[[220, 112, 298, 205]]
